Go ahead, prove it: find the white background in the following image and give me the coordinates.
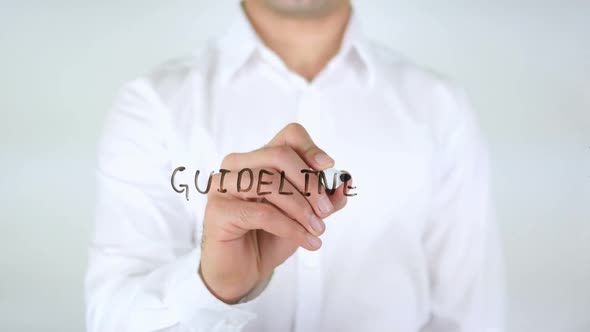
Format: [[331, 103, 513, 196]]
[[1, 1, 588, 331]]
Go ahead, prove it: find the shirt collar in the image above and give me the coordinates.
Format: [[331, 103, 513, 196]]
[[215, 5, 374, 87]]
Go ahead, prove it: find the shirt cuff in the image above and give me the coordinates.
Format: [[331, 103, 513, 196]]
[[238, 271, 274, 304], [163, 247, 260, 331]]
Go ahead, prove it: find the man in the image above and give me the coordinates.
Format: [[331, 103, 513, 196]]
[[86, 0, 504, 331]]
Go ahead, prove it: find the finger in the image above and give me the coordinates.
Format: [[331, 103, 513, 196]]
[[221, 147, 335, 218], [209, 168, 327, 236], [206, 197, 322, 251], [267, 123, 335, 170], [329, 175, 353, 212]]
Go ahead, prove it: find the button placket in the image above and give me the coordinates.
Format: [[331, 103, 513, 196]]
[[294, 247, 323, 332], [293, 85, 324, 332], [296, 86, 322, 137]]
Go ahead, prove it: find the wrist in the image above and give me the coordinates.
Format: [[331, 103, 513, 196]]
[[198, 261, 257, 304]]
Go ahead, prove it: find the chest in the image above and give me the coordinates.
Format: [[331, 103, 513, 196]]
[[175, 79, 436, 330], [211, 83, 434, 224]]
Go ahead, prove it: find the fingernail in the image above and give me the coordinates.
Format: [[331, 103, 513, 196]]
[[318, 195, 334, 215], [314, 152, 334, 168], [310, 215, 325, 234], [306, 233, 322, 249]]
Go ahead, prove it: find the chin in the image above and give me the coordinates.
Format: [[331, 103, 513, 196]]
[[263, 0, 342, 17]]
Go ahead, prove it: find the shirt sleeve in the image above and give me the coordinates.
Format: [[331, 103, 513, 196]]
[[85, 79, 266, 332], [420, 84, 506, 332]]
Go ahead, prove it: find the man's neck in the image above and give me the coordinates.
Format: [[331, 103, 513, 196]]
[[242, 1, 352, 82]]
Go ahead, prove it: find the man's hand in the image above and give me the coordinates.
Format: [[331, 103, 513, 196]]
[[199, 123, 348, 303]]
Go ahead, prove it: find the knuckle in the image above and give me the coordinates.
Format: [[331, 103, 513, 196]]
[[271, 145, 292, 161], [285, 122, 304, 133], [221, 152, 238, 167]]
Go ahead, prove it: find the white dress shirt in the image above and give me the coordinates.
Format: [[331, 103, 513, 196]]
[[86, 7, 504, 332]]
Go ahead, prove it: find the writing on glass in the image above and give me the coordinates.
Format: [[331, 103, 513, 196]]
[[170, 167, 357, 201]]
